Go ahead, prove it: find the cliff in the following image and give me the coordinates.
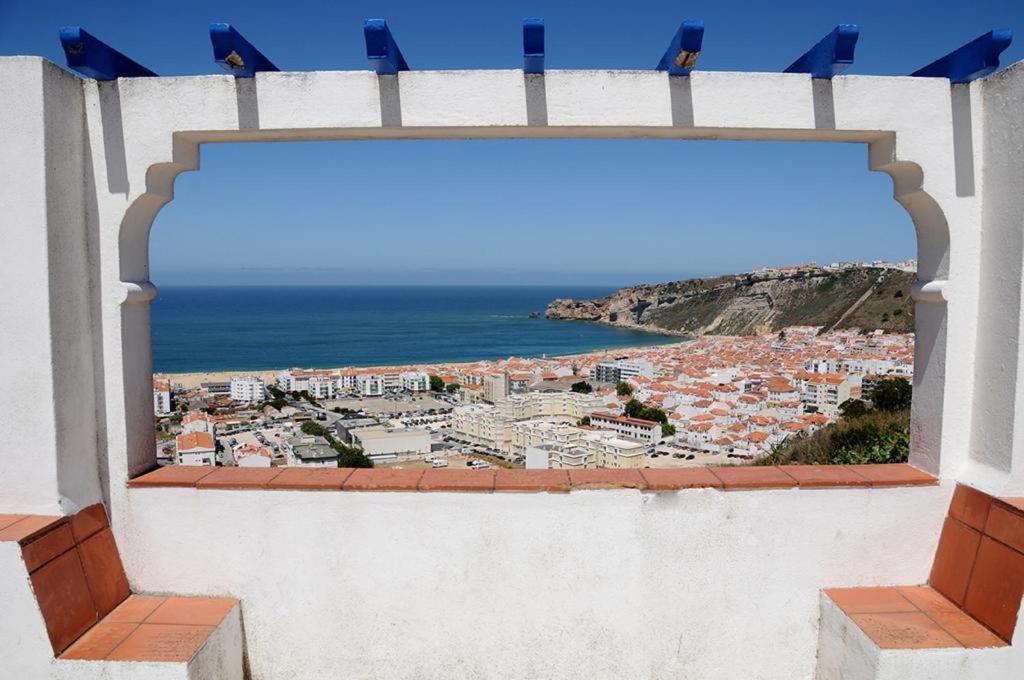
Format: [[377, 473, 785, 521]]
[[546, 267, 916, 336]]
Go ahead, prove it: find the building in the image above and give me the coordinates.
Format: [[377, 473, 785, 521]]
[[525, 430, 646, 469], [589, 412, 662, 444], [200, 381, 231, 396], [483, 372, 510, 403], [175, 431, 216, 466], [400, 371, 430, 392], [356, 374, 385, 397], [452, 392, 604, 454], [307, 375, 336, 400], [284, 435, 338, 467], [181, 411, 215, 435], [801, 374, 860, 418], [229, 376, 265, 404], [153, 377, 172, 415], [350, 427, 431, 461], [593, 359, 655, 383]]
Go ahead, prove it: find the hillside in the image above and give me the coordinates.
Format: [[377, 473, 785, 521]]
[[545, 267, 915, 336]]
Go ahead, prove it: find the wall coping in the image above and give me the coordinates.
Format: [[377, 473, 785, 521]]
[[126, 463, 938, 493]]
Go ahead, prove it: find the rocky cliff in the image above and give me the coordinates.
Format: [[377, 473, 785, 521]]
[[546, 267, 916, 336]]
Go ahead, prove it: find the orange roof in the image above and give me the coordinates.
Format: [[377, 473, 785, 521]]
[[176, 431, 214, 451]]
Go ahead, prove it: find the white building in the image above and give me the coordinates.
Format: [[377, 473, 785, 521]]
[[357, 374, 385, 397], [181, 411, 215, 435], [229, 376, 265, 404], [153, 376, 172, 415], [400, 371, 430, 393], [593, 359, 655, 383], [589, 411, 662, 444], [307, 375, 336, 400], [351, 427, 431, 460], [175, 431, 216, 466]]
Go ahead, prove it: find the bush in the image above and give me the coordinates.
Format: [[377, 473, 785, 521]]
[[429, 375, 445, 392], [300, 421, 328, 437], [578, 416, 591, 426], [757, 409, 910, 466], [624, 399, 668, 424], [445, 383, 460, 394], [571, 381, 593, 394], [869, 377, 912, 412], [616, 381, 633, 397]]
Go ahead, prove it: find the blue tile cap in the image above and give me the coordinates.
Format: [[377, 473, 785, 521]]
[[364, 19, 409, 75], [656, 20, 704, 76], [210, 23, 279, 78], [523, 18, 545, 75], [912, 29, 1013, 84], [58, 26, 156, 80], [784, 25, 859, 79]]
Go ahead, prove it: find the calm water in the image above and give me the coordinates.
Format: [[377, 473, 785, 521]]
[[151, 286, 680, 373]]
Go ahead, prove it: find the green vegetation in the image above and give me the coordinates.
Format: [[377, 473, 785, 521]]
[[661, 423, 676, 437], [300, 420, 373, 468], [616, 381, 633, 397], [758, 378, 912, 466], [578, 416, 591, 426], [624, 399, 668, 424], [267, 385, 285, 399], [429, 375, 445, 392], [445, 383, 460, 394], [570, 381, 593, 394]]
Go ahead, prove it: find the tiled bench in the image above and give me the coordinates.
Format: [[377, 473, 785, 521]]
[[816, 487, 1024, 680], [0, 507, 242, 679]]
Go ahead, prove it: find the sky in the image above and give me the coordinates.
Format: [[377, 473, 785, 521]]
[[3, 1, 1021, 286]]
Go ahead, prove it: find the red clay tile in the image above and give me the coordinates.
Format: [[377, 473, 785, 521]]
[[419, 468, 495, 492], [146, 597, 237, 626], [847, 464, 937, 487], [1001, 498, 1024, 513], [0, 514, 27, 531], [963, 536, 1024, 642], [985, 502, 1024, 554], [710, 466, 796, 490], [949, 484, 993, 532], [69, 503, 109, 543], [77, 528, 130, 618], [494, 469, 570, 493], [930, 517, 982, 606], [30, 548, 97, 653], [895, 586, 957, 612], [129, 465, 216, 488], [106, 623, 214, 662], [568, 469, 647, 489], [60, 621, 138, 660], [0, 515, 65, 543], [195, 467, 282, 489], [640, 467, 722, 491], [825, 587, 917, 614], [266, 467, 353, 490], [342, 468, 423, 491], [850, 612, 962, 649], [927, 609, 1007, 648], [21, 523, 75, 572], [105, 595, 167, 623], [782, 465, 870, 488]]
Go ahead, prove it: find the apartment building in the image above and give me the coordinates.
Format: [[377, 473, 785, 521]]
[[351, 427, 431, 461], [153, 377, 173, 415], [801, 374, 861, 418], [510, 420, 584, 457], [593, 358, 655, 383], [525, 430, 646, 469], [400, 371, 430, 392], [307, 375, 336, 400], [229, 376, 266, 403], [589, 411, 662, 444], [483, 372, 510, 403]]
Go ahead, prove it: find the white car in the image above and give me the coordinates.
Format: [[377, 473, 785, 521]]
[[431, 459, 449, 468], [469, 460, 489, 470]]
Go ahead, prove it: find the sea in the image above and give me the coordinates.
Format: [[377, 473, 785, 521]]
[[151, 285, 682, 374]]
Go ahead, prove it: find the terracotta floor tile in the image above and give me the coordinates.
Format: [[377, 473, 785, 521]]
[[69, 503, 109, 543], [0, 515, 65, 544], [128, 465, 216, 488], [342, 468, 423, 491], [195, 467, 282, 489], [895, 586, 957, 612], [927, 609, 1008, 648], [710, 466, 796, 490], [850, 612, 962, 649], [105, 595, 167, 623], [825, 587, 917, 614], [963, 536, 1024, 642], [949, 484, 993, 532], [60, 622, 138, 660], [21, 523, 75, 572], [266, 467, 353, 490], [146, 597, 237, 626], [782, 465, 870, 488], [568, 469, 647, 489], [0, 514, 27, 531], [419, 469, 495, 492], [77, 528, 130, 618], [985, 503, 1024, 554], [494, 469, 570, 493], [106, 623, 214, 662], [846, 464, 937, 487], [640, 467, 722, 491], [1001, 498, 1024, 513], [30, 549, 98, 653], [930, 517, 982, 606]]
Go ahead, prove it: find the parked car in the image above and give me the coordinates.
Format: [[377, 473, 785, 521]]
[[431, 459, 449, 468], [469, 460, 489, 470]]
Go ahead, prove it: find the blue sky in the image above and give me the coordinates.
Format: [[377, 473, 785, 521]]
[[3, 1, 1021, 286]]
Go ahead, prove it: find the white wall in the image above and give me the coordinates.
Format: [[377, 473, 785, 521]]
[[120, 484, 952, 680]]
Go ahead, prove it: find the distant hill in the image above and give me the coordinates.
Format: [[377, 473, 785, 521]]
[[545, 267, 915, 336]]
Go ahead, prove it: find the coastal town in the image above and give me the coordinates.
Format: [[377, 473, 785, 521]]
[[154, 325, 914, 471]]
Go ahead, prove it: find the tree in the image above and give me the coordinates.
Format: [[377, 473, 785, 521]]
[[869, 378, 912, 412], [429, 375, 445, 392], [570, 381, 593, 394], [661, 423, 676, 437], [445, 383, 460, 394], [578, 416, 591, 426], [838, 398, 869, 419], [624, 399, 668, 424], [300, 421, 328, 437], [616, 381, 633, 397]]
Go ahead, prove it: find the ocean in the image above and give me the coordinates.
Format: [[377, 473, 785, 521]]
[[151, 286, 681, 373]]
